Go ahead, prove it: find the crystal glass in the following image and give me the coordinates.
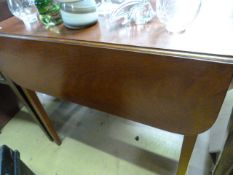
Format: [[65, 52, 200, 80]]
[[156, 0, 202, 33], [111, 0, 155, 25], [96, 0, 116, 16], [7, 0, 38, 26], [97, 0, 155, 26]]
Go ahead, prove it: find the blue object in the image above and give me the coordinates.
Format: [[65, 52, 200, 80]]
[[0, 145, 35, 175]]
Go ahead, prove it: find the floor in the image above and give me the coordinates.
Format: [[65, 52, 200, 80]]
[[2, 90, 230, 175]]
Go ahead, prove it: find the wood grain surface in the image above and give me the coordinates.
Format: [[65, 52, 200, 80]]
[[0, 0, 233, 135], [1, 1, 233, 173], [0, 0, 233, 63], [0, 37, 233, 135]]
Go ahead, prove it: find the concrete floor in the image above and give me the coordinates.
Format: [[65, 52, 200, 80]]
[[0, 93, 216, 175]]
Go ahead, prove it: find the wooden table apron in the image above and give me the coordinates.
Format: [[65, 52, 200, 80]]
[[0, 36, 232, 136]]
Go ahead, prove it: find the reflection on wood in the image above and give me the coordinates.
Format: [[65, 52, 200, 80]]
[[0, 37, 232, 135]]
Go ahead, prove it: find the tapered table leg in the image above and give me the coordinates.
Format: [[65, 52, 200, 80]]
[[22, 88, 61, 145], [176, 135, 197, 175], [1, 73, 61, 145]]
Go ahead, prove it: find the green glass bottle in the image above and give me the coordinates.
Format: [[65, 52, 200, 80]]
[[35, 0, 63, 26]]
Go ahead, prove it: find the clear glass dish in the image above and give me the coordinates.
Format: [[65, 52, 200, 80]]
[[7, 0, 38, 27], [156, 0, 202, 33], [97, 0, 155, 27]]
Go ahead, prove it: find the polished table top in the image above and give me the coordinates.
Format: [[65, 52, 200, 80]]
[[0, 0, 233, 63], [0, 0, 233, 137], [2, 2, 232, 172]]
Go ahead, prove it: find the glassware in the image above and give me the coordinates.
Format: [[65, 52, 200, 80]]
[[96, 0, 118, 17], [156, 0, 202, 33], [97, 0, 155, 27], [35, 0, 62, 26], [110, 0, 155, 25], [7, 0, 38, 26], [59, 0, 98, 29]]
